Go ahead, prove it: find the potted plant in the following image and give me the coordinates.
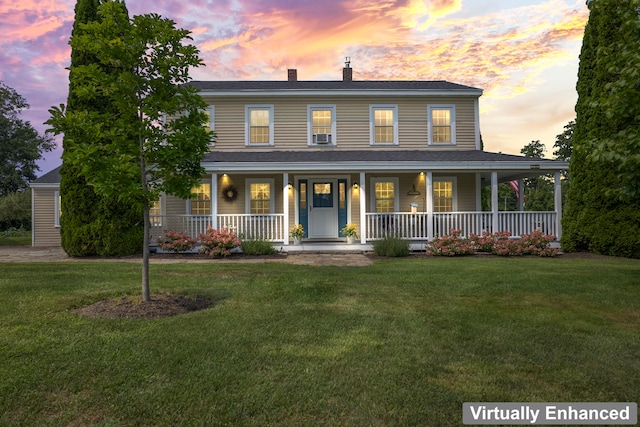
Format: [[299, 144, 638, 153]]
[[341, 223, 358, 244], [290, 224, 305, 244]]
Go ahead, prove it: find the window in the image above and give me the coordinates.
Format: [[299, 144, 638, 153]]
[[370, 178, 399, 212], [190, 183, 211, 215], [54, 191, 61, 227], [370, 105, 398, 145], [150, 199, 162, 226], [203, 105, 214, 133], [245, 105, 274, 145], [428, 105, 456, 145], [433, 178, 456, 212], [246, 179, 274, 214], [308, 105, 336, 145]]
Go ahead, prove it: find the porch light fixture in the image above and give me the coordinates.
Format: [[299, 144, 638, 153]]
[[407, 184, 421, 196], [353, 181, 359, 189], [288, 182, 292, 188]]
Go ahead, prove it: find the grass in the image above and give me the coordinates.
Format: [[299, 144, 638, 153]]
[[1, 257, 639, 426], [0, 233, 30, 246]]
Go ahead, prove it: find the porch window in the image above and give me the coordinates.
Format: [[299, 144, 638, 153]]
[[149, 199, 162, 226], [428, 105, 456, 145], [308, 105, 336, 145], [190, 183, 211, 214], [246, 105, 274, 145], [370, 105, 398, 145], [433, 179, 456, 212], [247, 179, 274, 214], [371, 178, 399, 212]]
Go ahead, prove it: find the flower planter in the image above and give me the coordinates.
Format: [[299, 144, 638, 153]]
[[346, 236, 356, 245]]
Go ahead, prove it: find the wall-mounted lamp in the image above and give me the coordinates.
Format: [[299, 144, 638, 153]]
[[222, 173, 228, 177], [287, 182, 293, 188], [419, 171, 425, 177], [353, 181, 359, 189]]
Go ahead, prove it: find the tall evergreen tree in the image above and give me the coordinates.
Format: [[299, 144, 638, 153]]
[[562, 0, 640, 258], [60, 0, 143, 256]]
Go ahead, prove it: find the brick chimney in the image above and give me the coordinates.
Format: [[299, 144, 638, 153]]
[[287, 69, 297, 82], [342, 57, 353, 82]]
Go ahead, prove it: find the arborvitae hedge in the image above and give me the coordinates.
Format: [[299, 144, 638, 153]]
[[60, 0, 143, 257], [562, 0, 640, 258]]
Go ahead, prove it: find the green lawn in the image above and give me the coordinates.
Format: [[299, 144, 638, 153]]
[[1, 257, 639, 426], [0, 234, 31, 246]]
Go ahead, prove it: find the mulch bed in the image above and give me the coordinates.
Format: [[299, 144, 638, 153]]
[[70, 294, 217, 319]]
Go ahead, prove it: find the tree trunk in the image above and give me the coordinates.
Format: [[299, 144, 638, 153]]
[[141, 203, 151, 303]]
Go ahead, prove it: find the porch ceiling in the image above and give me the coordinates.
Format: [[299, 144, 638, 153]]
[[202, 149, 567, 178]]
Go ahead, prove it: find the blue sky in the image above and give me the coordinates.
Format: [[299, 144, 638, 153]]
[[0, 0, 589, 175]]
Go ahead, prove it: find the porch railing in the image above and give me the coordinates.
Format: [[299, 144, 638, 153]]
[[150, 214, 285, 242], [217, 214, 285, 241], [365, 211, 557, 240], [150, 211, 557, 244]]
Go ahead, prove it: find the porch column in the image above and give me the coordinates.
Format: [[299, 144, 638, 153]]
[[518, 179, 524, 211], [211, 173, 218, 230], [359, 171, 366, 243], [554, 171, 562, 240], [426, 172, 433, 240], [491, 172, 499, 233], [283, 172, 289, 245]]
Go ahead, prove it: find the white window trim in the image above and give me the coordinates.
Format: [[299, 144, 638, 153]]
[[245, 178, 275, 214], [54, 191, 61, 227], [369, 177, 400, 212], [307, 104, 337, 146], [370, 104, 399, 145], [245, 105, 275, 146], [427, 104, 456, 145], [187, 183, 212, 215], [433, 176, 458, 211]]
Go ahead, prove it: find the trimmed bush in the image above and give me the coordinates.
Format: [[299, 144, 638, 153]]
[[198, 226, 242, 258], [157, 230, 197, 253], [372, 235, 410, 257], [241, 239, 277, 255]]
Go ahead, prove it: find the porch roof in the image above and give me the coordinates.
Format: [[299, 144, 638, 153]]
[[202, 149, 567, 179]]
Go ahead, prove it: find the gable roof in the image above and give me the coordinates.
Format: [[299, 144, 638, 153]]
[[188, 80, 483, 96]]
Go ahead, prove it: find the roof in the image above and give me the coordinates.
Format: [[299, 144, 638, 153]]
[[31, 150, 567, 186], [203, 150, 538, 163], [188, 80, 483, 95]]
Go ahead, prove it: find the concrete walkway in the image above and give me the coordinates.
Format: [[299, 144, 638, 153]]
[[0, 246, 373, 267]]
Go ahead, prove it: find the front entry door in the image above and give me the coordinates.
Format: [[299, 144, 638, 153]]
[[309, 180, 338, 238]]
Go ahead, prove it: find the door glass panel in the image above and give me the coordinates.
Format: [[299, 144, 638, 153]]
[[313, 183, 333, 208]]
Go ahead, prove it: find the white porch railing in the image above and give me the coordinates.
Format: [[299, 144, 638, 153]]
[[151, 211, 557, 244], [150, 214, 285, 242], [217, 214, 285, 241], [365, 211, 557, 240]]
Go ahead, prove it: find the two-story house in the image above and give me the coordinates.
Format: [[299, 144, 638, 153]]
[[30, 65, 568, 250]]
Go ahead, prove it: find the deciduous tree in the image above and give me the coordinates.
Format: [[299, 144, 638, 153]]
[[0, 82, 55, 197], [48, 0, 213, 301]]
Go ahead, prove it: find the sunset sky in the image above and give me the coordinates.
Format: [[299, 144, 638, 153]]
[[1, 0, 590, 176]]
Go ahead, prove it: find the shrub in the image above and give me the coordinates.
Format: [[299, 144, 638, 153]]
[[156, 230, 196, 253], [241, 239, 277, 255], [372, 235, 411, 257], [199, 226, 242, 258], [486, 230, 558, 257], [470, 231, 511, 252], [427, 229, 475, 256]]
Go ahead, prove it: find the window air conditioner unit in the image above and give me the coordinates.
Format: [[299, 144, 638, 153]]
[[314, 133, 331, 144]]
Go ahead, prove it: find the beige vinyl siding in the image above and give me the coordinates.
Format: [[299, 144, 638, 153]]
[[203, 95, 479, 151], [32, 188, 61, 246]]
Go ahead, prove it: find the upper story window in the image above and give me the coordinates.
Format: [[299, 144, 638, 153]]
[[433, 178, 457, 212], [203, 105, 214, 133], [370, 177, 399, 213], [245, 105, 274, 146], [246, 179, 275, 214], [308, 105, 336, 146], [370, 105, 398, 145], [428, 105, 456, 145], [190, 183, 211, 215]]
